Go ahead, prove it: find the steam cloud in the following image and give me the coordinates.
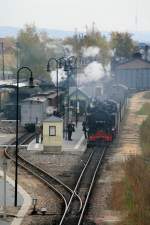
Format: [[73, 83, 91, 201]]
[[50, 69, 67, 84], [82, 46, 100, 57], [78, 61, 106, 85], [50, 45, 110, 86]]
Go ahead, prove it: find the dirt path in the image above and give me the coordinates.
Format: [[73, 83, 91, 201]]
[[87, 92, 148, 225]]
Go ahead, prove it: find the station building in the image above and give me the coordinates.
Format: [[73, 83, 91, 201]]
[[114, 53, 150, 91], [21, 90, 64, 125], [21, 96, 48, 125], [69, 87, 90, 117]]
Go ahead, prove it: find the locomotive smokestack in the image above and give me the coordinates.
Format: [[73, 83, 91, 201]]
[[95, 86, 104, 101]]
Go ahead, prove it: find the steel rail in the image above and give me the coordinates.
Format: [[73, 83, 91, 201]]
[[77, 147, 106, 225], [4, 133, 82, 213], [17, 152, 82, 210], [59, 151, 94, 225], [4, 147, 68, 209], [58, 146, 107, 225]]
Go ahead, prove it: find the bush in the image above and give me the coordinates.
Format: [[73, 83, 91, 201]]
[[143, 92, 150, 99], [140, 116, 150, 156], [24, 123, 35, 132], [110, 99, 150, 225], [137, 103, 150, 115]]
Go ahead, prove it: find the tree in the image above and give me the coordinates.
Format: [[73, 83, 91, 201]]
[[110, 32, 138, 61], [0, 37, 16, 72], [16, 24, 53, 78], [63, 29, 111, 70]]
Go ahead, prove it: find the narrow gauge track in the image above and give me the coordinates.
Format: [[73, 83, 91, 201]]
[[4, 133, 82, 214], [59, 146, 107, 225]]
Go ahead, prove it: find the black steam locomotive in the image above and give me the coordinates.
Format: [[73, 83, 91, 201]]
[[86, 83, 128, 146]]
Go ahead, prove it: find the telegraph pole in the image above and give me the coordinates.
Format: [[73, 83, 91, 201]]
[[3, 157, 7, 219], [1, 41, 5, 80]]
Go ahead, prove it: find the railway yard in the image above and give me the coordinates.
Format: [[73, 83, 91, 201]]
[[1, 1, 150, 225], [0, 91, 147, 225]]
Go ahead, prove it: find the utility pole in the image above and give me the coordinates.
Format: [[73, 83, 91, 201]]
[[67, 69, 70, 127], [16, 42, 19, 69], [1, 41, 5, 80], [92, 21, 95, 34], [3, 157, 7, 219], [75, 60, 78, 127]]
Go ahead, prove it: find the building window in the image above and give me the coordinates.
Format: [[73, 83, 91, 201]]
[[49, 126, 56, 136]]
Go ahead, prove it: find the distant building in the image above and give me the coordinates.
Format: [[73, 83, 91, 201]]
[[21, 90, 64, 125], [69, 87, 90, 116], [21, 96, 48, 125], [33, 90, 64, 108], [0, 88, 13, 110], [114, 53, 150, 90], [0, 71, 14, 79]]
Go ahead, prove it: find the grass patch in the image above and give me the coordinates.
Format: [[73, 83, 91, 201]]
[[110, 158, 150, 225], [123, 158, 150, 225], [137, 103, 150, 115], [143, 91, 150, 99], [140, 115, 150, 156], [110, 115, 150, 225]]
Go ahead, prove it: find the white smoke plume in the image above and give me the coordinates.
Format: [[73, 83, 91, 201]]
[[50, 69, 67, 84], [50, 61, 110, 86], [82, 46, 100, 57], [78, 61, 105, 85]]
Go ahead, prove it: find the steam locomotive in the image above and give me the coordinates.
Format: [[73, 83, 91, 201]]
[[86, 83, 128, 146]]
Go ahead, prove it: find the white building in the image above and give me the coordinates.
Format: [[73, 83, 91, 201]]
[[21, 96, 48, 125]]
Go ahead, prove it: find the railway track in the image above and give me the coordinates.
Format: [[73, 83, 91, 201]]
[[4, 133, 82, 215], [4, 133, 108, 224], [58, 146, 107, 225]]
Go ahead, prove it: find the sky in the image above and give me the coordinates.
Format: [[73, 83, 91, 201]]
[[0, 0, 150, 32]]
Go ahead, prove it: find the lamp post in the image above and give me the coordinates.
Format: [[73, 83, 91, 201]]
[[47, 58, 60, 114], [47, 57, 67, 115], [16, 42, 20, 69], [63, 56, 77, 136], [67, 56, 77, 125], [74, 58, 78, 127], [3, 157, 7, 219], [15, 66, 34, 207]]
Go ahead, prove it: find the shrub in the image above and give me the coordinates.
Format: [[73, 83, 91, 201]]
[[24, 123, 35, 132]]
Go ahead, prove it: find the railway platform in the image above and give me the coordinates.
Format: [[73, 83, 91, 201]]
[[0, 169, 31, 225], [62, 122, 86, 152], [28, 122, 86, 152]]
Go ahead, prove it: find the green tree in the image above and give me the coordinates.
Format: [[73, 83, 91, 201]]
[[110, 32, 138, 60], [64, 30, 111, 69], [0, 37, 16, 71], [17, 24, 53, 78], [84, 31, 110, 68]]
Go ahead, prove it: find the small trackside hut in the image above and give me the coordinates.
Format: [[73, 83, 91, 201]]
[[43, 115, 63, 153]]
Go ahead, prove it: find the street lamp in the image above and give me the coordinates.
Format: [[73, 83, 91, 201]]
[[47, 58, 61, 114], [69, 56, 78, 127], [16, 42, 20, 69], [15, 66, 34, 207], [63, 56, 77, 137], [50, 56, 77, 139]]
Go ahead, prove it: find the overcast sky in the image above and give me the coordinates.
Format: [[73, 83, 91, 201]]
[[0, 0, 149, 32]]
